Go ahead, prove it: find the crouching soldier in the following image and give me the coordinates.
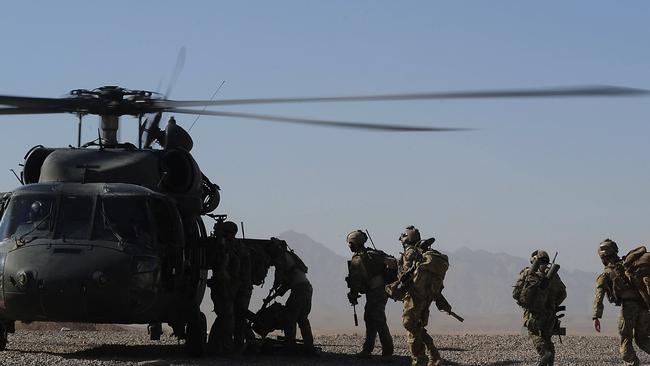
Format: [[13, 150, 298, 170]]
[[345, 230, 395, 360], [593, 239, 650, 366], [265, 239, 316, 355], [513, 250, 566, 366]]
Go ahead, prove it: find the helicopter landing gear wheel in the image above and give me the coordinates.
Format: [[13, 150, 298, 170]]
[[185, 310, 207, 357], [0, 324, 7, 351]]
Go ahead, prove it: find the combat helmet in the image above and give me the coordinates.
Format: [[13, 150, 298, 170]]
[[530, 249, 550, 265], [29, 201, 46, 222], [222, 221, 238, 235], [346, 230, 368, 246], [598, 239, 619, 258], [399, 225, 421, 246]]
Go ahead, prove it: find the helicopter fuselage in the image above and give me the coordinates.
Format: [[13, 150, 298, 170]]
[[0, 182, 206, 325]]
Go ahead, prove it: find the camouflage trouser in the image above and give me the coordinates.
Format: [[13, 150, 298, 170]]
[[525, 312, 555, 366], [619, 301, 650, 366], [234, 288, 253, 352], [209, 292, 235, 355], [362, 286, 394, 355], [403, 294, 439, 365], [284, 282, 314, 348]]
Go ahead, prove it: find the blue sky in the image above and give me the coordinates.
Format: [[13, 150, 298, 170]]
[[0, 1, 649, 271]]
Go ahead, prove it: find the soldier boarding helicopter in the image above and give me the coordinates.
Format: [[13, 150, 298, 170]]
[[0, 81, 647, 356]]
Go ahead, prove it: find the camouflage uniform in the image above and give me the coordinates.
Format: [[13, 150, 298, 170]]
[[399, 244, 441, 366], [347, 245, 394, 356], [593, 260, 650, 366], [515, 261, 566, 366], [272, 248, 314, 350]]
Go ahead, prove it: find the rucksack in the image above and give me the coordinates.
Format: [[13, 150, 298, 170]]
[[413, 249, 449, 296], [287, 249, 308, 274], [363, 249, 398, 284], [622, 246, 650, 308], [513, 269, 548, 312]]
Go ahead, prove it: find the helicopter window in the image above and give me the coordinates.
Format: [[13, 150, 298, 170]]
[[93, 197, 153, 247], [0, 194, 55, 241], [57, 195, 94, 240]]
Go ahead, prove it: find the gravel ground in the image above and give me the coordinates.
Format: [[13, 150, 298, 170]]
[[2, 330, 650, 366]]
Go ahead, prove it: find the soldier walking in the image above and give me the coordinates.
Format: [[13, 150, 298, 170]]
[[593, 239, 650, 366], [513, 250, 566, 366], [387, 225, 452, 366], [345, 230, 394, 360]]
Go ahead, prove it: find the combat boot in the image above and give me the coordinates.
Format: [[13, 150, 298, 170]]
[[427, 358, 444, 366], [411, 355, 427, 366], [355, 350, 372, 359], [538, 350, 553, 366]]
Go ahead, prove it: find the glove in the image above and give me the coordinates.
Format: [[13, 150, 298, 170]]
[[347, 291, 359, 305]]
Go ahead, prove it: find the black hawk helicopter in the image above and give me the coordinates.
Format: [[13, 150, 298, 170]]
[[0, 82, 647, 356]]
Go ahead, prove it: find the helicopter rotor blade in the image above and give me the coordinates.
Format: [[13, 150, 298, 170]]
[[0, 107, 65, 115], [157, 85, 650, 108], [0, 95, 72, 109], [164, 47, 186, 99], [169, 108, 471, 132]]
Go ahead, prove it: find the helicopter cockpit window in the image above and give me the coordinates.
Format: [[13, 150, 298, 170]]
[[0, 194, 55, 241], [57, 195, 94, 240], [93, 196, 153, 247]]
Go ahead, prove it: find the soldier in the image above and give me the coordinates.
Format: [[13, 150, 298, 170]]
[[267, 239, 315, 354], [345, 230, 394, 360], [513, 250, 566, 366], [207, 221, 239, 356], [593, 239, 650, 366], [390, 225, 446, 366], [229, 225, 253, 353]]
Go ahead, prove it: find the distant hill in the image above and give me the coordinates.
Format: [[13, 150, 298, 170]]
[[201, 231, 618, 335]]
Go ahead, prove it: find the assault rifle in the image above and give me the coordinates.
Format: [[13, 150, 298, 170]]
[[434, 293, 465, 323], [263, 283, 288, 306], [395, 262, 464, 323]]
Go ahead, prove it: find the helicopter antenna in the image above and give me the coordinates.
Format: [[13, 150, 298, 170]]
[[9, 169, 23, 185], [188, 80, 226, 132]]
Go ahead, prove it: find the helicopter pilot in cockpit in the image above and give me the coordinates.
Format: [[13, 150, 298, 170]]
[[13, 200, 51, 240]]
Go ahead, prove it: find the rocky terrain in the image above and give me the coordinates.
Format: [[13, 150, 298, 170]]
[[1, 330, 648, 366]]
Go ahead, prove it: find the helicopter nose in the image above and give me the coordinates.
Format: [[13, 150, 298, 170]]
[[2, 244, 132, 321]]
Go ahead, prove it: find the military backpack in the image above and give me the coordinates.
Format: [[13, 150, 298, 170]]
[[513, 268, 548, 312], [622, 245, 650, 308], [412, 249, 449, 296]]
